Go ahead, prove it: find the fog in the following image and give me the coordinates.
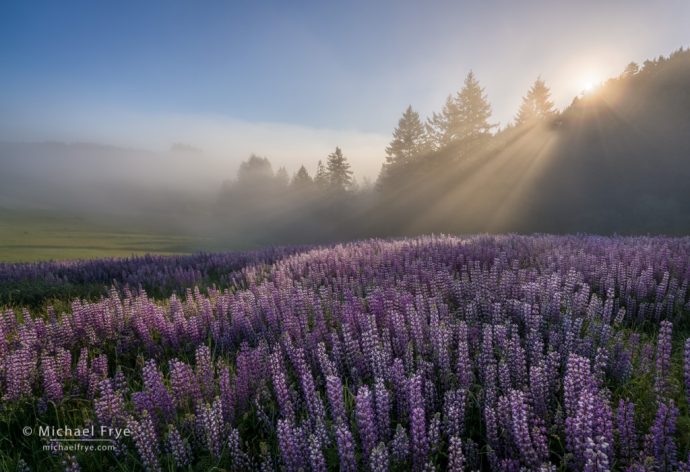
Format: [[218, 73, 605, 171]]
[[1, 49, 690, 248]]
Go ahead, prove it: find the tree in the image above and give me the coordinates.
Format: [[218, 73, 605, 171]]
[[622, 62, 640, 78], [237, 154, 274, 186], [275, 166, 289, 187], [425, 95, 458, 150], [426, 71, 496, 149], [314, 160, 329, 188], [515, 77, 555, 125], [292, 165, 313, 188], [326, 146, 353, 191], [453, 71, 496, 141], [385, 105, 428, 166]]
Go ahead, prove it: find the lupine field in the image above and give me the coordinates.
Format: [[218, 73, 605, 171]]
[[1, 235, 690, 471]]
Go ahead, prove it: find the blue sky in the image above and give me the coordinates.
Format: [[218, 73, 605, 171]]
[[1, 0, 688, 177]]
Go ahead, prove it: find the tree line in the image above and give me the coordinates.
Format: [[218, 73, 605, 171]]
[[216, 48, 690, 243]]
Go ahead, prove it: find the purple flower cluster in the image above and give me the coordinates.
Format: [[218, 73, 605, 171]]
[[2, 234, 689, 470]]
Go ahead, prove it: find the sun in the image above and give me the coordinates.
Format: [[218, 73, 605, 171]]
[[581, 77, 600, 94]]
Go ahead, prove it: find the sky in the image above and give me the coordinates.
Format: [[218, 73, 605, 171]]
[[1, 0, 688, 179]]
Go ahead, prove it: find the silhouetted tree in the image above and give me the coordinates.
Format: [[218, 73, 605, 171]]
[[427, 71, 496, 149], [379, 106, 429, 185], [385, 106, 428, 165], [326, 146, 353, 191], [275, 167, 289, 187], [314, 160, 329, 188], [622, 62, 640, 78], [426, 95, 458, 150], [454, 71, 496, 141], [237, 154, 274, 186], [515, 77, 555, 125], [292, 165, 313, 188]]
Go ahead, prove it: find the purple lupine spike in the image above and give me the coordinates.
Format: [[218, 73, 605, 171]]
[[390, 358, 408, 418], [374, 377, 391, 441], [484, 403, 499, 458], [447, 436, 465, 472], [218, 366, 236, 424], [529, 363, 548, 419], [654, 321, 673, 397], [428, 412, 441, 454], [442, 388, 466, 438], [197, 398, 224, 458], [616, 399, 637, 466], [141, 360, 174, 423], [683, 338, 690, 406], [3, 348, 35, 401], [583, 436, 610, 472], [410, 406, 428, 470], [335, 423, 358, 472], [270, 351, 295, 422], [369, 442, 390, 472], [228, 426, 252, 470], [391, 424, 410, 464], [76, 348, 89, 390], [355, 385, 378, 458], [94, 379, 125, 427], [456, 321, 473, 389], [41, 355, 63, 403], [508, 389, 539, 468], [129, 411, 161, 472], [195, 345, 215, 402], [326, 374, 346, 424], [277, 419, 301, 472], [644, 400, 678, 471], [166, 425, 191, 468], [169, 359, 201, 409], [307, 434, 327, 472]]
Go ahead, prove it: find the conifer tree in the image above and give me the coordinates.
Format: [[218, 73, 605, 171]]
[[453, 71, 496, 141], [326, 146, 353, 191], [314, 160, 329, 188], [385, 105, 428, 166], [425, 95, 458, 150], [515, 77, 555, 125], [426, 71, 496, 149], [292, 165, 313, 187]]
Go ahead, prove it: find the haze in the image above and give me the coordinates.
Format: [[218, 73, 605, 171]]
[[1, 0, 690, 257]]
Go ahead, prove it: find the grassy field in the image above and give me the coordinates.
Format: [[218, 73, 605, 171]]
[[0, 209, 197, 262]]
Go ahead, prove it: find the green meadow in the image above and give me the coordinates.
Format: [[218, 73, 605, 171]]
[[0, 209, 195, 262]]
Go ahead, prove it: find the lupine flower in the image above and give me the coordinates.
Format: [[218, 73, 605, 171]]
[[644, 400, 678, 471], [683, 338, 690, 406], [447, 436, 465, 472], [228, 426, 252, 470], [374, 377, 391, 441], [654, 321, 673, 397], [2, 235, 690, 470], [129, 411, 161, 472], [142, 360, 175, 422], [334, 423, 357, 472], [94, 379, 125, 427], [325, 374, 345, 424], [369, 442, 390, 472], [169, 359, 201, 409], [197, 398, 224, 458], [278, 419, 304, 471], [307, 434, 327, 472], [166, 425, 191, 468], [615, 399, 637, 465], [195, 345, 215, 402], [355, 385, 378, 458]]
